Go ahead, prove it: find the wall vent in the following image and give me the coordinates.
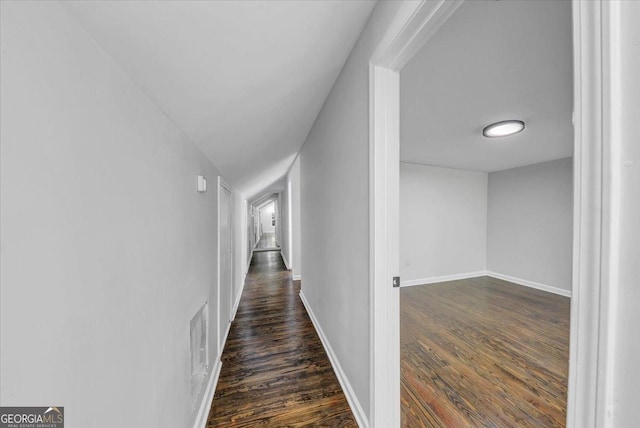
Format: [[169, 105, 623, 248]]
[[190, 302, 208, 403]]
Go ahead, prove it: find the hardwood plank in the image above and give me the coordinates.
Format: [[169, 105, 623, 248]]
[[206, 251, 356, 427], [401, 276, 570, 427]]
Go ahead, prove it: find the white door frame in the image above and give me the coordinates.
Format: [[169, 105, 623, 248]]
[[369, 0, 614, 426], [217, 176, 233, 356], [287, 179, 294, 269], [567, 1, 618, 426]]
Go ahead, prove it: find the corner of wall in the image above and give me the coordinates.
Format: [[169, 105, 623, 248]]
[[485, 271, 571, 298]]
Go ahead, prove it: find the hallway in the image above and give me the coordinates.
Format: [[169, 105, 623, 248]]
[[3, 2, 640, 427], [206, 251, 355, 426]]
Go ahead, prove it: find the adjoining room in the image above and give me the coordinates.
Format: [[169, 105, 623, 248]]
[[252, 196, 281, 252], [399, 1, 573, 425]]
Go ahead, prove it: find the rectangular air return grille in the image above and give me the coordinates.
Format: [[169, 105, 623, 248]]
[[190, 301, 208, 403]]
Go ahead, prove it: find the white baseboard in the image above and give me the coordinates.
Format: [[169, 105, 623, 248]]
[[221, 317, 232, 352], [192, 358, 222, 428], [486, 271, 571, 297], [400, 271, 486, 287], [231, 282, 244, 321], [401, 270, 571, 298], [292, 274, 302, 281], [299, 291, 368, 428]]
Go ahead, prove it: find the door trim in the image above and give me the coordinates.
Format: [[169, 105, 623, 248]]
[[287, 179, 293, 270], [368, 2, 463, 425], [567, 1, 618, 426], [217, 176, 233, 357]]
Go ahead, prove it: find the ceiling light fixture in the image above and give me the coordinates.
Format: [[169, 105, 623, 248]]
[[482, 120, 525, 138]]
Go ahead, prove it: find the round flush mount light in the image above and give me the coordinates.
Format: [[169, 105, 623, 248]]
[[482, 120, 525, 138]]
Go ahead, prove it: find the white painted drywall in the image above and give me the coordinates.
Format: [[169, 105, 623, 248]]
[[610, 2, 640, 423], [279, 156, 302, 276], [400, 163, 488, 282], [246, 203, 256, 265], [288, 156, 302, 279], [299, 1, 404, 422], [252, 205, 260, 249], [260, 203, 275, 234], [487, 158, 573, 292], [280, 179, 292, 269], [0, 2, 222, 426], [232, 191, 246, 317], [219, 184, 233, 347], [276, 193, 282, 248]]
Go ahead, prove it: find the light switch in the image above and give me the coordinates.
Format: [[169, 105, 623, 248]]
[[197, 175, 207, 193]]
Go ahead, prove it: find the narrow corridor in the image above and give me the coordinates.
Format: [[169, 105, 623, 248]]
[[206, 251, 356, 426]]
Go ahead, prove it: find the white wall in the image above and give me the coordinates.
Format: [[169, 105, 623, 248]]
[[289, 157, 302, 280], [252, 205, 260, 249], [281, 179, 292, 269], [260, 203, 275, 234], [400, 163, 487, 283], [276, 193, 282, 246], [245, 202, 255, 267], [298, 1, 403, 423], [0, 2, 223, 427], [232, 192, 247, 318], [280, 156, 302, 277], [487, 158, 573, 292]]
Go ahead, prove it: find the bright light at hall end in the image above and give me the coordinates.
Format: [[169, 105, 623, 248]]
[[482, 120, 525, 138]]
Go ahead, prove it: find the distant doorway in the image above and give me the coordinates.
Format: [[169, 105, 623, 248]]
[[255, 201, 280, 252]]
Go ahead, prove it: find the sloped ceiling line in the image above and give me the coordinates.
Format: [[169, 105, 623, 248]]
[[62, 0, 377, 199]]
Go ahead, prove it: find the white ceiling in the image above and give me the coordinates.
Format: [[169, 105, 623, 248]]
[[63, 0, 376, 198], [400, 0, 573, 172]]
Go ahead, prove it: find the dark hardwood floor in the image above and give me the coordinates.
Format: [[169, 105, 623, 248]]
[[401, 276, 570, 427], [206, 251, 356, 427]]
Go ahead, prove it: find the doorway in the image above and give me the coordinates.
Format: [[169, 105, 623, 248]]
[[218, 177, 233, 352], [398, 1, 572, 424], [369, 1, 613, 426], [255, 200, 280, 252]]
